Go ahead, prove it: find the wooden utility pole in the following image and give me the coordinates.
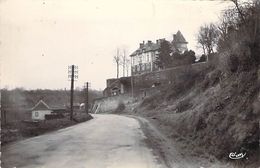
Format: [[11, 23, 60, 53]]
[[84, 82, 90, 114], [70, 65, 74, 121], [68, 65, 78, 121], [1, 90, 7, 125]]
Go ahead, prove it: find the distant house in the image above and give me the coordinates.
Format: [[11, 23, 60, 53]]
[[130, 30, 188, 75], [31, 100, 67, 121], [31, 100, 53, 120]]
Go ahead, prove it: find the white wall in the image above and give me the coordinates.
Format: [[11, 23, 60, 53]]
[[177, 43, 188, 53], [92, 95, 133, 113], [32, 110, 52, 120]]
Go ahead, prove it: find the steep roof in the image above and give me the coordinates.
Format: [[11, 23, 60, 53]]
[[130, 41, 160, 57], [31, 100, 51, 111], [173, 30, 188, 44]]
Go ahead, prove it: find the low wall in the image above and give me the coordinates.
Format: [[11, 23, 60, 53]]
[[132, 62, 209, 92], [92, 94, 133, 113]]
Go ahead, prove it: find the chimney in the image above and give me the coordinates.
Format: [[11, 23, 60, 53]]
[[148, 40, 152, 45], [139, 41, 145, 48]]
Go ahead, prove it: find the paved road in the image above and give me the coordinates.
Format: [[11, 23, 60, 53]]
[[2, 114, 165, 168]]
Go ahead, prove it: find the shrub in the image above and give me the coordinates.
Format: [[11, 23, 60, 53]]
[[166, 67, 198, 100], [115, 102, 126, 112], [140, 94, 161, 110], [198, 54, 206, 62], [176, 99, 192, 113], [172, 50, 196, 67]]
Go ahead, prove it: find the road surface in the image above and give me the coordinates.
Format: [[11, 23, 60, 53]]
[[2, 114, 166, 168]]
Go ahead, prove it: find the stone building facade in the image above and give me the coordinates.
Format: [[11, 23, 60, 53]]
[[130, 30, 188, 76]]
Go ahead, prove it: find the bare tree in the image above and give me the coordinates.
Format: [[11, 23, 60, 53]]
[[125, 58, 130, 76], [216, 0, 260, 70], [120, 49, 127, 77], [113, 48, 121, 78], [197, 23, 219, 56], [218, 11, 233, 40], [228, 0, 260, 65], [217, 9, 239, 51], [230, 0, 246, 23]]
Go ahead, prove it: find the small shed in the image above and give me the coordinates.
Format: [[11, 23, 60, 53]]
[[31, 100, 53, 120]]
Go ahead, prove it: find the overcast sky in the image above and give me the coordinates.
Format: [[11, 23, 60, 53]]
[[0, 0, 233, 90]]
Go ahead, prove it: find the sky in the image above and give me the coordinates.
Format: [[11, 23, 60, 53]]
[[0, 0, 233, 90]]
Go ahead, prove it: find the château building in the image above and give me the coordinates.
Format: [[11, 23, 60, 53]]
[[130, 30, 188, 75]]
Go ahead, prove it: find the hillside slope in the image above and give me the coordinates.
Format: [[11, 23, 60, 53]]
[[133, 62, 259, 166], [133, 3, 260, 165]]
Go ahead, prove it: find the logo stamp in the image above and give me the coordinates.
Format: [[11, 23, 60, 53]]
[[229, 152, 246, 160]]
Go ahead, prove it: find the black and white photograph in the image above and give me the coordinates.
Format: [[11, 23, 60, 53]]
[[0, 0, 259, 167]]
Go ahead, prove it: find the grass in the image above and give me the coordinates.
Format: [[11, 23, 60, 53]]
[[1, 112, 93, 145]]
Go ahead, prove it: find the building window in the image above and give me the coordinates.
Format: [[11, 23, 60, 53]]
[[138, 55, 142, 63], [147, 63, 151, 69], [35, 111, 39, 117], [142, 64, 145, 71]]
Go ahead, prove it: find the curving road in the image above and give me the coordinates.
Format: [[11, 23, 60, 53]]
[[2, 114, 165, 168]]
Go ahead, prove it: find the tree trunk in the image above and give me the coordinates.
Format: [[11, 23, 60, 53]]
[[202, 45, 206, 55], [117, 63, 119, 78]]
